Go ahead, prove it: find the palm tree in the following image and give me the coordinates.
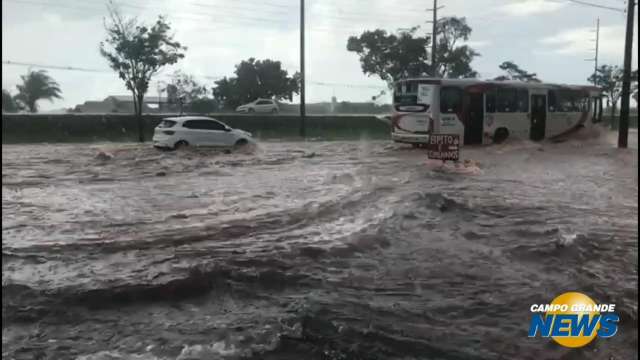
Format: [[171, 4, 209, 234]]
[[14, 70, 62, 113]]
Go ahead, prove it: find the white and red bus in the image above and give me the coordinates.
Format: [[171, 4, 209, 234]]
[[391, 78, 603, 146]]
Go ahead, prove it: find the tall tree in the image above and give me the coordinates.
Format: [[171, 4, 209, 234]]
[[166, 70, 207, 104], [588, 65, 624, 123], [346, 27, 431, 83], [495, 61, 540, 82], [2, 89, 21, 113], [435, 17, 479, 78], [165, 71, 208, 112], [100, 1, 186, 142], [13, 70, 62, 113], [346, 18, 480, 83], [212, 58, 300, 109]]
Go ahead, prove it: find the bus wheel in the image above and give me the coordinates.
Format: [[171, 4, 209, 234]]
[[412, 143, 421, 148], [493, 128, 509, 144]]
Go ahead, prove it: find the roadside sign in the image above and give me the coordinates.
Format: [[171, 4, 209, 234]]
[[426, 134, 460, 161]]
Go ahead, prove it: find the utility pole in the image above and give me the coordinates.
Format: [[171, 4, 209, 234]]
[[156, 81, 166, 113], [432, 0, 438, 77], [426, 0, 444, 77], [618, 0, 635, 148], [299, 0, 306, 138], [586, 18, 600, 84], [594, 18, 599, 83]]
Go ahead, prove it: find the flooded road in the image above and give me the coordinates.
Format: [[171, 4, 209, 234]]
[[2, 128, 638, 360]]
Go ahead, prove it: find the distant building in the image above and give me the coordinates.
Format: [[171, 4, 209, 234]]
[[72, 95, 170, 113]]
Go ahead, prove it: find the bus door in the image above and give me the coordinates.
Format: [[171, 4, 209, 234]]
[[530, 94, 546, 141], [463, 92, 484, 145]]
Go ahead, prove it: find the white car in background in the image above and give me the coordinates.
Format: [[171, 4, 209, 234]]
[[235, 99, 279, 113], [152, 116, 253, 150]]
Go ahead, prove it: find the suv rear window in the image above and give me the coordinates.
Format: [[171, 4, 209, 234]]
[[158, 120, 177, 128]]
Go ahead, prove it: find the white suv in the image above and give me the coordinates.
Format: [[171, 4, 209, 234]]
[[152, 116, 253, 150], [235, 99, 279, 113]]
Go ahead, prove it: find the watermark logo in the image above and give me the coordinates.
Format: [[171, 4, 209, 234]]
[[528, 292, 619, 348]]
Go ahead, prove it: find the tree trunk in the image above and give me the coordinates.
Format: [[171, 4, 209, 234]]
[[611, 103, 616, 130], [137, 94, 145, 143], [606, 98, 611, 129]]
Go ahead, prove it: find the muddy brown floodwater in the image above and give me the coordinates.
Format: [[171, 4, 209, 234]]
[[2, 128, 638, 360]]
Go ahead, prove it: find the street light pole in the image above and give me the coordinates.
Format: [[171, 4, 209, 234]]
[[618, 0, 635, 148]]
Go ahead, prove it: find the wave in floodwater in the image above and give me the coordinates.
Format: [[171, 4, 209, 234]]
[[2, 130, 638, 360]]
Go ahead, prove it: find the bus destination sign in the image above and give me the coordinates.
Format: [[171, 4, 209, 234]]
[[426, 134, 460, 161]]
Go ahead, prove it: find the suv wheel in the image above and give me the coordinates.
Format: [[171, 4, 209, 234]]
[[174, 140, 189, 150], [234, 139, 249, 149]]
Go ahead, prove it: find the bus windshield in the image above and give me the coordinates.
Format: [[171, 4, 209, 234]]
[[393, 81, 436, 112]]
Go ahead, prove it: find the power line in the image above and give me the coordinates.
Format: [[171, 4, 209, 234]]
[[494, 0, 626, 12], [199, 0, 296, 10], [562, 0, 625, 12], [4, 0, 295, 28], [3, 0, 497, 38], [2, 60, 111, 73], [4, 0, 428, 37], [315, 0, 432, 13], [3, 0, 103, 14], [5, 0, 450, 31], [310, 3, 439, 18], [101, 0, 293, 25], [2, 60, 225, 79], [309, 81, 385, 89]]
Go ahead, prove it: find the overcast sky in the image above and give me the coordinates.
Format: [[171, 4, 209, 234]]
[[2, 0, 638, 111]]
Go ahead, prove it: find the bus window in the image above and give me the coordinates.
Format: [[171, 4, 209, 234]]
[[440, 87, 463, 114], [559, 91, 567, 111], [579, 97, 589, 112], [548, 90, 557, 112], [395, 81, 419, 95], [517, 89, 529, 112], [393, 94, 418, 105], [497, 88, 517, 113], [485, 91, 496, 113], [407, 82, 419, 94], [557, 90, 580, 112]]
